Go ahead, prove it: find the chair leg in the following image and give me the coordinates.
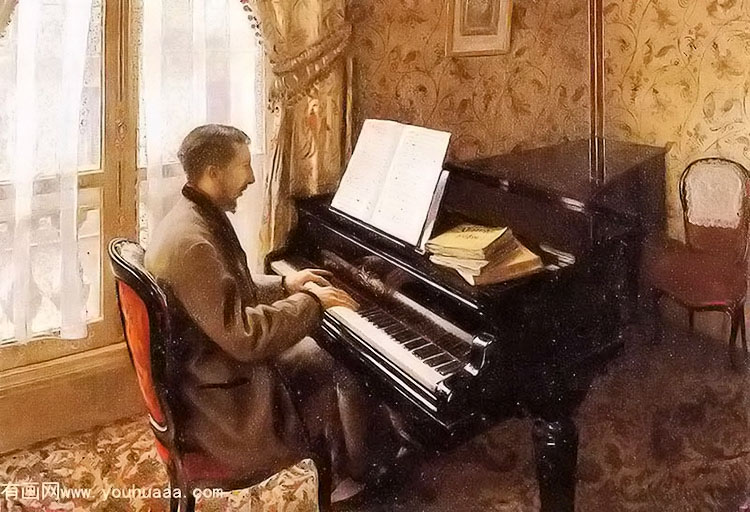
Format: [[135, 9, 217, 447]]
[[168, 475, 179, 512], [688, 310, 695, 332], [169, 493, 179, 512], [314, 455, 332, 511], [177, 485, 195, 512], [741, 304, 747, 355], [649, 288, 662, 344], [728, 309, 741, 372]]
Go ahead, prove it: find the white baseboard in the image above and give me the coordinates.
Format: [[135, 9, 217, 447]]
[[0, 343, 145, 454]]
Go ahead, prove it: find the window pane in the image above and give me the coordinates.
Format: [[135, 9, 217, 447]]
[[0, 0, 103, 181], [0, 212, 11, 341], [135, 0, 265, 169], [135, 0, 265, 246], [0, 184, 101, 342], [137, 172, 184, 247], [78, 187, 101, 324], [80, 0, 103, 170]]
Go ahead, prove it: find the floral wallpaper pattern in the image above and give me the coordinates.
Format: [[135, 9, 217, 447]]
[[349, 0, 750, 233], [604, 0, 750, 232], [348, 0, 591, 160]]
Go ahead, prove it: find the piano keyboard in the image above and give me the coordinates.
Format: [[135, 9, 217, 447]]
[[270, 258, 470, 393]]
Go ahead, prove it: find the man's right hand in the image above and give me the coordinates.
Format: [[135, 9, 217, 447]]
[[304, 283, 359, 311]]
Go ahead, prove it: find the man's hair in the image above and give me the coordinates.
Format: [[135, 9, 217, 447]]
[[177, 124, 251, 182]]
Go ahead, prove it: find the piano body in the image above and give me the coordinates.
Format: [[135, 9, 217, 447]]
[[269, 139, 666, 511]]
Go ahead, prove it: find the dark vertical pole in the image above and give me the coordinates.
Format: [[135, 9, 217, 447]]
[[589, 0, 605, 184]]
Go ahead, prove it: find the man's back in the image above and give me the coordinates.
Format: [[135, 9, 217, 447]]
[[138, 124, 377, 494], [146, 195, 209, 287], [143, 189, 320, 475]]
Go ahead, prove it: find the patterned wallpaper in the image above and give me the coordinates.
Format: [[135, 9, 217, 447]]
[[348, 0, 591, 161], [604, 0, 750, 231], [348, 0, 750, 232]]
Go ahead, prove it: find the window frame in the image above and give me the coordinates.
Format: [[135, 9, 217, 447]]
[[0, 0, 137, 372]]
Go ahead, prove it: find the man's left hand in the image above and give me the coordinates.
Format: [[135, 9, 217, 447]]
[[284, 268, 333, 294]]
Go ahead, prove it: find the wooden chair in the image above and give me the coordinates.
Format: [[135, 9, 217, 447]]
[[643, 158, 750, 369], [108, 238, 330, 511]]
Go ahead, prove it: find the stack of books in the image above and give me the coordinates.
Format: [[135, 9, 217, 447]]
[[426, 223, 543, 286]]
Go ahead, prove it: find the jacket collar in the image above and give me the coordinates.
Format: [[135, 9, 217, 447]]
[[181, 183, 249, 277]]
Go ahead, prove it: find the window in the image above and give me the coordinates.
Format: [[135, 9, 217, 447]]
[[136, 0, 266, 266], [0, 0, 136, 369], [0, 0, 266, 369]]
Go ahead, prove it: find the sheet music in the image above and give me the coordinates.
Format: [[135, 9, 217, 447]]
[[417, 169, 451, 252], [370, 126, 451, 245], [330, 120, 403, 220]]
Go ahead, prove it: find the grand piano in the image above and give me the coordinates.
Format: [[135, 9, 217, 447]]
[[268, 139, 666, 511]]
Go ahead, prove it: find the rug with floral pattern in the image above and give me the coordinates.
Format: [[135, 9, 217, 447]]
[[2, 327, 750, 512]]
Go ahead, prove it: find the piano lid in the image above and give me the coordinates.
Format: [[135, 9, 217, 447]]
[[294, 194, 632, 316], [444, 138, 666, 213]]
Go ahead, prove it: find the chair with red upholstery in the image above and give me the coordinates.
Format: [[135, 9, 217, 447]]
[[643, 158, 750, 369], [108, 238, 329, 511]]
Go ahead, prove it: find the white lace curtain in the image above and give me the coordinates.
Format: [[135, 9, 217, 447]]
[[137, 0, 266, 270], [0, 0, 94, 342], [0, 0, 266, 342]]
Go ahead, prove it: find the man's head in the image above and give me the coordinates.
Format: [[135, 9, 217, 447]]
[[178, 124, 254, 213]]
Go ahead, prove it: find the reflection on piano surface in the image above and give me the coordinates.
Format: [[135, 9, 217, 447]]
[[269, 139, 666, 511]]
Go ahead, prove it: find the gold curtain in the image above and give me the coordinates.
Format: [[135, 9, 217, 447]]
[[244, 0, 351, 255], [0, 0, 17, 36]]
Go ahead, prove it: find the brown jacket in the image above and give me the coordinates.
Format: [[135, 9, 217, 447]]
[[144, 186, 322, 477]]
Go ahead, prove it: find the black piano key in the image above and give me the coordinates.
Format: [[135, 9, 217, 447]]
[[403, 339, 428, 350], [368, 312, 394, 325], [370, 319, 395, 330], [362, 309, 386, 319], [454, 344, 472, 358], [380, 324, 403, 336], [386, 326, 411, 338], [323, 281, 471, 364], [437, 335, 464, 353], [384, 323, 409, 335], [423, 353, 453, 368], [381, 323, 403, 334], [397, 336, 422, 345], [412, 344, 442, 360], [435, 360, 463, 375], [358, 303, 381, 313], [434, 334, 471, 358], [381, 327, 400, 338]]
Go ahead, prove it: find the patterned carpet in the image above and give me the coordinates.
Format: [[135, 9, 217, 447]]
[[2, 325, 750, 512]]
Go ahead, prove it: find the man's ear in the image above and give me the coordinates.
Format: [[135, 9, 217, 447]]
[[205, 164, 219, 181]]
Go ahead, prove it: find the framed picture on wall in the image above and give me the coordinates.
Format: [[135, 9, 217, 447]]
[[446, 0, 513, 56]]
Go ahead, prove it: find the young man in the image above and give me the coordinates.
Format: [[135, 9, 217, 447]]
[[145, 124, 377, 499]]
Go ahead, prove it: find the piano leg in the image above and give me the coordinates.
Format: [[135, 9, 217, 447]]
[[532, 415, 578, 512], [625, 236, 642, 324]]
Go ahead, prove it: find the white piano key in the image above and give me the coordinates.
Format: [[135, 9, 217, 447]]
[[327, 305, 446, 392], [271, 257, 462, 392]]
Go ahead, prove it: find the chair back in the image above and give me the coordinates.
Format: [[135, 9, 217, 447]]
[[108, 238, 177, 464], [680, 158, 750, 261]]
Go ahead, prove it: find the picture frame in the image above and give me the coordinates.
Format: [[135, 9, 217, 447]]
[[446, 0, 513, 57]]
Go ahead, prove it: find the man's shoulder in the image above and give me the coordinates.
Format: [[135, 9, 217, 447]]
[[145, 198, 212, 276]]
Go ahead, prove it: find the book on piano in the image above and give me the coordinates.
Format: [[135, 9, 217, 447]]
[[454, 244, 543, 285], [330, 119, 451, 250], [427, 223, 544, 285], [425, 223, 512, 260]]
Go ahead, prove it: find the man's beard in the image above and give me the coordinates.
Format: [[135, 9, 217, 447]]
[[217, 184, 240, 213], [224, 197, 239, 213]]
